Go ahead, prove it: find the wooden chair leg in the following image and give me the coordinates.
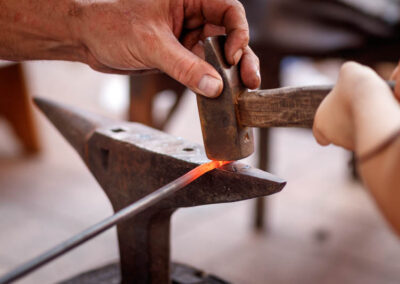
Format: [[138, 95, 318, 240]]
[[254, 128, 271, 231], [129, 73, 186, 129], [129, 74, 157, 126], [0, 63, 40, 154], [253, 52, 282, 232]]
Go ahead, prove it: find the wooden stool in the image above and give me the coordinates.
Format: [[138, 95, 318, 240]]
[[248, 0, 400, 230], [0, 63, 40, 154], [129, 73, 186, 129]]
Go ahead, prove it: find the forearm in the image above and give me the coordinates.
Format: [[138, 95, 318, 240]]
[[0, 0, 85, 62], [352, 82, 400, 233], [359, 139, 400, 235], [352, 80, 400, 155]]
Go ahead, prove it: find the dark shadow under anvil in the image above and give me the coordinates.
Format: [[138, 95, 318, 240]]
[[34, 98, 286, 284]]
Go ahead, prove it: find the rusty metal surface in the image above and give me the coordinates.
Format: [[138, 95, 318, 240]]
[[34, 98, 285, 284], [59, 262, 230, 284], [196, 36, 255, 161]]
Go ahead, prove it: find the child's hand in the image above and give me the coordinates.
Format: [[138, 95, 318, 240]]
[[313, 62, 390, 151]]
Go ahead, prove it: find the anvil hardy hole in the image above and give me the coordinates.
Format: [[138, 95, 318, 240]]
[[182, 147, 194, 152], [111, 128, 125, 133], [100, 148, 110, 170]]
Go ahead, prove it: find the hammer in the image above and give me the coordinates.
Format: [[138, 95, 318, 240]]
[[197, 36, 395, 161]]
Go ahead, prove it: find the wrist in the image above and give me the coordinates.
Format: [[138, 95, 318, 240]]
[[0, 0, 88, 63], [351, 81, 400, 156]]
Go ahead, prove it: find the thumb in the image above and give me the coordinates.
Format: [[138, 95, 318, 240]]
[[153, 34, 223, 98]]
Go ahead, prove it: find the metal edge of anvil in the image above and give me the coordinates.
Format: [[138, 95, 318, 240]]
[[95, 121, 286, 194], [58, 262, 230, 284]]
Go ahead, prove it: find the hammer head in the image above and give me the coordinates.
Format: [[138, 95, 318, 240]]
[[196, 36, 254, 161]]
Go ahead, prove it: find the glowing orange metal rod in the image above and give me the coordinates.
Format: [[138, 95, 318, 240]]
[[0, 160, 230, 284]]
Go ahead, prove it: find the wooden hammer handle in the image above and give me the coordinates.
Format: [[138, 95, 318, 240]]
[[238, 82, 395, 128]]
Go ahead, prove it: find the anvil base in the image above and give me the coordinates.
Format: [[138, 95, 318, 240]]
[[59, 262, 230, 284]]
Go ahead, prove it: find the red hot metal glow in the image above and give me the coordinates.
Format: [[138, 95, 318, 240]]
[[185, 160, 231, 183]]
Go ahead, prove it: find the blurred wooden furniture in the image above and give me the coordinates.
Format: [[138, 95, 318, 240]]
[[248, 0, 400, 230], [129, 73, 186, 129], [129, 0, 400, 231], [0, 63, 40, 154]]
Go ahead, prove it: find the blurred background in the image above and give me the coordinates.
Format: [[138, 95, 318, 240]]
[[1, 0, 400, 283]]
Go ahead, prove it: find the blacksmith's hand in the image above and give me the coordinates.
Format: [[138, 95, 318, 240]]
[[0, 0, 260, 97], [77, 0, 260, 97]]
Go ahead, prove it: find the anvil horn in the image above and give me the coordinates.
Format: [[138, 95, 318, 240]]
[[34, 97, 112, 158]]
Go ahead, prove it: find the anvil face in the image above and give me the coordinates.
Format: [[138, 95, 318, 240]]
[[34, 97, 285, 284], [88, 122, 285, 209]]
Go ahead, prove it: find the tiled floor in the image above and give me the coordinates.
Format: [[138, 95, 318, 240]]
[[0, 60, 399, 284]]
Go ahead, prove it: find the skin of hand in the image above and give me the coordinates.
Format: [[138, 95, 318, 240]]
[[0, 0, 260, 98], [313, 61, 400, 235], [313, 62, 400, 155], [390, 61, 400, 99]]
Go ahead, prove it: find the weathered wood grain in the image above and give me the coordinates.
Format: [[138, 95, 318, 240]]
[[238, 81, 395, 128], [238, 85, 332, 128]]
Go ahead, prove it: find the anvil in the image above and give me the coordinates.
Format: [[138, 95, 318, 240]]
[[33, 98, 286, 283]]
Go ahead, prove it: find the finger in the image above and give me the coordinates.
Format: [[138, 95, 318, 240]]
[[182, 24, 226, 50], [199, 0, 249, 65], [202, 24, 226, 39], [182, 24, 226, 59], [390, 63, 400, 100], [183, 1, 205, 29], [182, 34, 260, 90], [312, 91, 335, 147], [389, 65, 399, 80], [191, 40, 205, 59], [395, 81, 400, 101], [181, 25, 224, 48], [240, 46, 260, 89], [312, 121, 331, 146], [153, 32, 222, 98], [181, 28, 204, 52]]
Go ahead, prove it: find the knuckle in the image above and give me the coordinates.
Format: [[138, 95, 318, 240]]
[[236, 28, 249, 45], [140, 30, 158, 50], [253, 53, 260, 65], [234, 1, 246, 14], [340, 61, 358, 74], [226, 0, 247, 23], [312, 123, 328, 146], [171, 57, 198, 86], [339, 61, 375, 83], [339, 61, 362, 82]]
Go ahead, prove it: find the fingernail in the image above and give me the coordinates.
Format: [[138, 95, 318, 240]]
[[233, 49, 243, 65], [198, 75, 222, 97]]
